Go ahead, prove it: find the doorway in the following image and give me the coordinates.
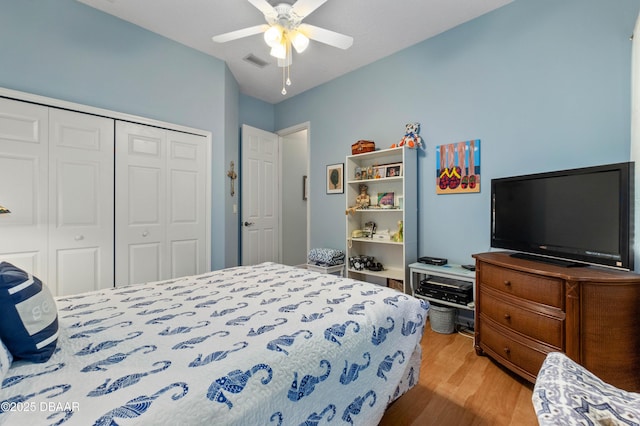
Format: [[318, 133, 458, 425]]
[[280, 126, 309, 266], [240, 123, 309, 266]]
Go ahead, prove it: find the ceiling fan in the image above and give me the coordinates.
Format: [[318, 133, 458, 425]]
[[212, 0, 353, 94]]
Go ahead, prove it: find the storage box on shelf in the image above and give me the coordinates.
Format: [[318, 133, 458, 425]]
[[345, 147, 416, 292]]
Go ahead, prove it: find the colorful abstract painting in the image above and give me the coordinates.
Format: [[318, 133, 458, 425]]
[[436, 139, 481, 194]]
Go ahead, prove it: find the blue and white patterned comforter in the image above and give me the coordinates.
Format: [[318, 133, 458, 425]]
[[0, 262, 428, 425]]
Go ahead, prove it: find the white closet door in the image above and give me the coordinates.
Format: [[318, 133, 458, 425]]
[[0, 98, 49, 279], [115, 122, 207, 286], [48, 109, 114, 296], [166, 130, 207, 278], [115, 122, 167, 286]]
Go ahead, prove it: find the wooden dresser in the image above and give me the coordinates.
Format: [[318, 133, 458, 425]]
[[473, 251, 640, 391]]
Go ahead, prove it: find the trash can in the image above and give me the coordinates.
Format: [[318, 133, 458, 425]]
[[429, 304, 455, 334]]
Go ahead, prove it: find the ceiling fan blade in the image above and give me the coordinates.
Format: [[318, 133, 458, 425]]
[[248, 0, 276, 17], [299, 24, 353, 49], [292, 0, 328, 18], [212, 24, 269, 43]]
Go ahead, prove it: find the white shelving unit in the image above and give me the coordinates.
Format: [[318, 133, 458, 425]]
[[345, 147, 417, 292], [408, 262, 476, 311]]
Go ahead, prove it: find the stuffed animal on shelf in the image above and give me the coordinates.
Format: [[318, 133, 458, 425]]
[[346, 184, 370, 215], [391, 220, 403, 242], [392, 122, 423, 149]]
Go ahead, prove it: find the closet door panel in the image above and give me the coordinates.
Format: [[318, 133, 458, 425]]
[[170, 240, 198, 279], [49, 109, 114, 296], [116, 122, 166, 286], [129, 243, 162, 284], [166, 130, 207, 278], [0, 98, 48, 281], [56, 248, 100, 296]]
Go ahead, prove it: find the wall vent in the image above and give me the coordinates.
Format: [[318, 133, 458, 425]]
[[243, 54, 269, 68]]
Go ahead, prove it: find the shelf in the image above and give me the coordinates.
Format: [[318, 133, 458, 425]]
[[347, 176, 402, 185], [348, 146, 404, 162], [412, 293, 474, 311], [345, 146, 416, 293], [350, 237, 402, 245], [347, 208, 403, 213], [347, 267, 404, 281], [408, 262, 476, 280]]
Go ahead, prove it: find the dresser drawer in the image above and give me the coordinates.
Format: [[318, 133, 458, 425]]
[[479, 263, 563, 307], [479, 320, 550, 381], [479, 290, 564, 348]]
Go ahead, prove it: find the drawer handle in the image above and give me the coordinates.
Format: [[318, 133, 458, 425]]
[[503, 280, 511, 287], [503, 347, 511, 355], [503, 313, 511, 320]]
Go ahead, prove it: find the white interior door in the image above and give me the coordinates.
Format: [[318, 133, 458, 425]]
[[0, 98, 49, 278], [241, 124, 279, 265], [116, 122, 167, 285], [48, 109, 114, 296]]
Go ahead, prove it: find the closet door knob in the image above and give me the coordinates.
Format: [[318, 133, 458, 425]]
[[142, 231, 149, 237], [74, 235, 84, 241]]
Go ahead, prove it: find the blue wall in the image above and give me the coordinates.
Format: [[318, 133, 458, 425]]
[[0, 0, 234, 270], [274, 0, 640, 265], [240, 94, 276, 132], [1, 0, 638, 270]]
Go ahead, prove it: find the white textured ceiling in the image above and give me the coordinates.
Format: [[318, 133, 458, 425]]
[[76, 0, 512, 104]]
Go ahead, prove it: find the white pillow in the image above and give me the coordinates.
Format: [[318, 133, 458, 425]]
[[0, 337, 13, 389]]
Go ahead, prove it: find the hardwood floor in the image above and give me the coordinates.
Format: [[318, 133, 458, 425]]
[[379, 323, 538, 426]]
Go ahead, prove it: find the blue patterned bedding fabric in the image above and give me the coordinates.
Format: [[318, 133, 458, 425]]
[[0, 262, 427, 425], [307, 248, 345, 266], [533, 352, 640, 425]]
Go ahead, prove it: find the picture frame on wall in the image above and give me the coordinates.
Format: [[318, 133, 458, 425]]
[[326, 163, 344, 194]]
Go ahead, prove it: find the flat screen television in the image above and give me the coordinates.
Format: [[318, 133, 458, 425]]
[[491, 162, 634, 270]]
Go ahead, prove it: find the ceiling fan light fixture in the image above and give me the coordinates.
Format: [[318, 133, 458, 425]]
[[291, 31, 309, 53], [263, 25, 282, 47], [270, 42, 287, 59]]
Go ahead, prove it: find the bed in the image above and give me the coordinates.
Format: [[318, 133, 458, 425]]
[[0, 262, 428, 425]]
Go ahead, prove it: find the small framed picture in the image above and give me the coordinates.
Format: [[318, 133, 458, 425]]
[[386, 163, 402, 178], [354, 166, 362, 180], [326, 163, 344, 194], [378, 192, 395, 207], [373, 166, 386, 179]]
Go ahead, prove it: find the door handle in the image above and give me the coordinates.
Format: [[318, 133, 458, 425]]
[[243, 221, 254, 227]]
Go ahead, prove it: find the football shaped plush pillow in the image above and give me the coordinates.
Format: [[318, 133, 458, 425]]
[[0, 262, 58, 362]]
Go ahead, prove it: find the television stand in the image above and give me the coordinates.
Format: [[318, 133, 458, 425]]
[[473, 251, 640, 391], [509, 252, 586, 268]]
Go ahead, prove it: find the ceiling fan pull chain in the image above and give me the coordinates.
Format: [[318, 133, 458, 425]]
[[286, 42, 292, 86], [281, 66, 287, 95]]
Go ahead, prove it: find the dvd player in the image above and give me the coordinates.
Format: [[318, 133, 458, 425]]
[[419, 256, 448, 266], [417, 276, 473, 305]]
